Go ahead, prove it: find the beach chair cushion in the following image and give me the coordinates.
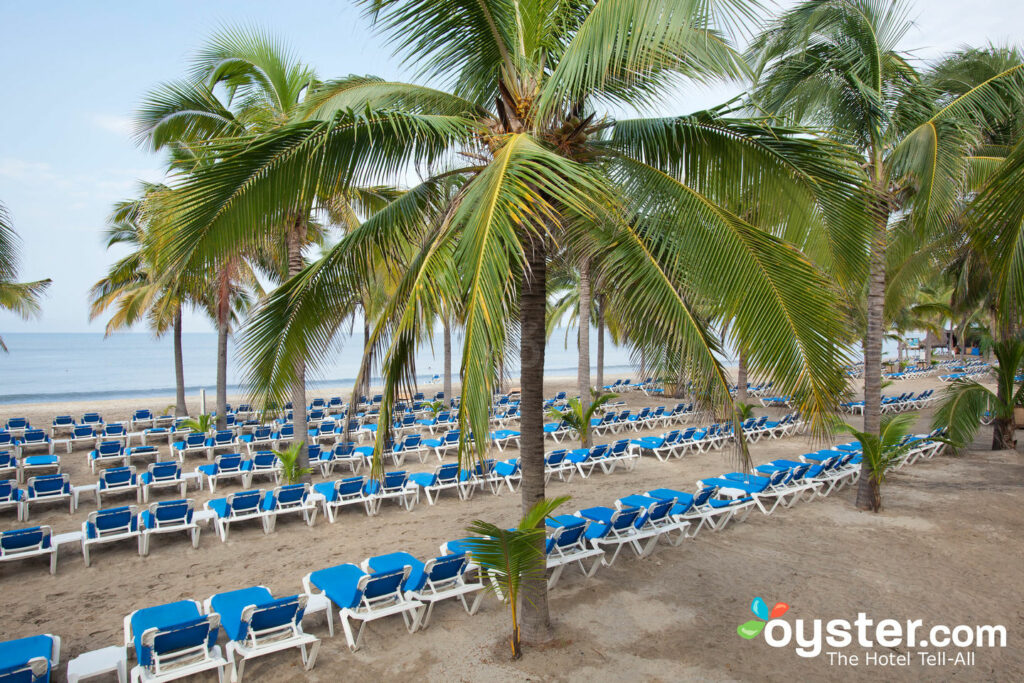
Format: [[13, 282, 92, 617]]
[[308, 564, 365, 609], [0, 634, 57, 681]]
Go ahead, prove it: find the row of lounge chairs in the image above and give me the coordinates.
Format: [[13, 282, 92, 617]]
[[0, 427, 950, 682], [840, 389, 936, 414]]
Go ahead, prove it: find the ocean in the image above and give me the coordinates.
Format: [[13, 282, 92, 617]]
[[0, 330, 640, 404]]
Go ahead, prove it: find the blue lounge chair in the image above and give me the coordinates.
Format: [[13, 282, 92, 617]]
[[0, 480, 25, 520], [124, 600, 227, 682], [82, 505, 142, 566], [484, 459, 522, 494], [50, 415, 76, 437], [247, 452, 281, 485], [18, 454, 60, 482], [141, 462, 186, 502], [23, 474, 72, 519], [96, 466, 141, 506], [0, 634, 60, 683], [207, 430, 236, 459], [575, 505, 649, 565], [0, 451, 17, 480], [0, 526, 56, 574], [125, 445, 160, 465], [206, 489, 267, 541], [139, 499, 200, 554], [261, 484, 318, 533], [172, 433, 208, 462], [130, 409, 156, 430], [363, 551, 484, 629], [313, 477, 378, 520], [302, 563, 424, 651], [203, 587, 319, 682], [543, 516, 605, 587], [616, 493, 691, 548], [98, 423, 130, 448], [197, 454, 252, 492], [17, 430, 53, 457], [66, 425, 98, 452], [80, 413, 104, 429], [408, 463, 468, 504], [4, 418, 29, 436], [89, 441, 127, 473]]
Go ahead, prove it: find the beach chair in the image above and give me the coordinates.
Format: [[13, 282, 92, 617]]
[[81, 505, 143, 566], [18, 453, 60, 482], [204, 587, 319, 682], [0, 634, 60, 682], [408, 463, 468, 504], [207, 430, 237, 459], [172, 433, 208, 462], [645, 487, 728, 537], [4, 418, 29, 437], [139, 499, 200, 554], [17, 429, 53, 457], [131, 410, 156, 430], [575, 505, 657, 564], [80, 413, 104, 429], [542, 450, 570, 483], [96, 466, 141, 505], [617, 494, 691, 548], [316, 442, 363, 477], [0, 451, 15, 481], [240, 427, 273, 455], [50, 415, 76, 438], [141, 462, 187, 502], [124, 600, 227, 683], [369, 471, 419, 511], [422, 430, 460, 461], [542, 420, 571, 442], [261, 484, 318, 533], [543, 516, 605, 587], [89, 441, 127, 473], [98, 423, 130, 448], [23, 474, 73, 519], [0, 479, 25, 521], [490, 429, 520, 451], [247, 452, 281, 485], [0, 525, 57, 574], [272, 425, 295, 450], [312, 477, 379, 520], [302, 563, 424, 651], [125, 445, 160, 466], [566, 444, 611, 480], [206, 489, 268, 541], [364, 551, 484, 629], [197, 454, 252, 492], [483, 459, 522, 494]]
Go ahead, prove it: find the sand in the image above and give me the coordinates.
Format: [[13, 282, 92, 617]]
[[1, 371, 1022, 681]]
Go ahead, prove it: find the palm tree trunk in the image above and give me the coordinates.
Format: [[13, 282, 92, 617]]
[[362, 315, 371, 398], [287, 216, 310, 481], [519, 237, 550, 643], [925, 343, 932, 367], [994, 320, 1016, 450], [215, 268, 230, 431], [856, 186, 888, 511], [736, 346, 748, 405], [596, 296, 605, 391], [577, 258, 591, 414], [173, 304, 187, 417], [443, 318, 453, 400]]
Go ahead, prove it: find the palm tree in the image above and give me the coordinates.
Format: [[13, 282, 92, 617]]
[[933, 338, 1024, 450], [749, 0, 1024, 510], [0, 201, 51, 350], [547, 391, 617, 448], [89, 185, 200, 415], [136, 27, 326, 467], [159, 2, 869, 641]]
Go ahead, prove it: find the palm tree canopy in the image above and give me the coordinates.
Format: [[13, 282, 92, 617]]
[[0, 201, 52, 350], [156, 0, 886, 472]]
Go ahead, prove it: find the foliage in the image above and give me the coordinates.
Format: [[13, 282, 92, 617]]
[[181, 413, 215, 434], [836, 413, 930, 511], [733, 401, 755, 420], [273, 441, 314, 485], [932, 338, 1024, 448], [0, 201, 51, 351], [464, 496, 569, 658], [546, 392, 618, 447]]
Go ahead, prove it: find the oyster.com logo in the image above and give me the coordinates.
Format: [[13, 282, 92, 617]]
[[737, 596, 789, 640], [736, 596, 1006, 666]]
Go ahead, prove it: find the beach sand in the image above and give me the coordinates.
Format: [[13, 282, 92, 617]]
[[1, 372, 1021, 681]]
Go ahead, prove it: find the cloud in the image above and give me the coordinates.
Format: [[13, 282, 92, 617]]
[[91, 113, 135, 137], [0, 158, 58, 182]]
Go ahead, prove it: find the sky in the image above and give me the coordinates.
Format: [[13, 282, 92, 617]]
[[1, 0, 1022, 334]]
